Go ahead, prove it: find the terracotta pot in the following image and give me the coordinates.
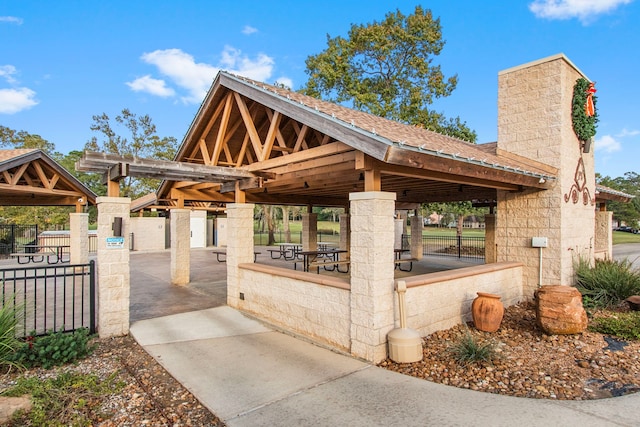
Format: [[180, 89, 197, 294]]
[[472, 292, 504, 332]]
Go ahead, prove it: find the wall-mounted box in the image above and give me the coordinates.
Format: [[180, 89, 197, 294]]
[[531, 237, 548, 248]]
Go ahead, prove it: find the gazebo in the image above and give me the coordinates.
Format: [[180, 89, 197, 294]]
[[78, 54, 630, 362]]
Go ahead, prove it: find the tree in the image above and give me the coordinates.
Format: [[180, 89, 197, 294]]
[[0, 125, 56, 153], [302, 6, 476, 142], [597, 172, 640, 227], [84, 109, 178, 199]]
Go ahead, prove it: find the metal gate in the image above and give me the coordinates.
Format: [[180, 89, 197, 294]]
[[0, 224, 39, 258], [0, 261, 96, 337]]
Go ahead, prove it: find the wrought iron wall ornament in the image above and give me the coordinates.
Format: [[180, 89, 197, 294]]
[[564, 157, 594, 206]]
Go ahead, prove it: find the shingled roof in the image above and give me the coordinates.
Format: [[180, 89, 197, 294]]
[[147, 71, 562, 211], [0, 149, 96, 208]]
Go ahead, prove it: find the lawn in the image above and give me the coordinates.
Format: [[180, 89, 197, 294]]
[[613, 231, 640, 245]]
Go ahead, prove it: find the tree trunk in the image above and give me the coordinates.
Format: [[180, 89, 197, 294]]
[[263, 205, 276, 246], [282, 206, 291, 243], [457, 214, 464, 237]]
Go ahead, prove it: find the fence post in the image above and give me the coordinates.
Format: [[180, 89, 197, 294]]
[[457, 235, 462, 258], [89, 260, 96, 334]]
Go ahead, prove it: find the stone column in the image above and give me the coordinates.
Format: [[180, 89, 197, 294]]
[[484, 214, 497, 263], [170, 209, 191, 286], [594, 211, 613, 260], [394, 218, 404, 249], [349, 191, 396, 363], [226, 203, 255, 308], [339, 213, 350, 257], [96, 197, 130, 338], [496, 54, 595, 294], [69, 212, 88, 265], [410, 216, 423, 260], [302, 213, 317, 251]]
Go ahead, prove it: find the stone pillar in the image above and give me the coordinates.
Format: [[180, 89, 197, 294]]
[[96, 197, 130, 338], [394, 219, 404, 249], [302, 213, 317, 251], [226, 203, 255, 308], [484, 214, 497, 263], [594, 211, 613, 260], [496, 54, 595, 295], [410, 216, 423, 260], [349, 191, 396, 363], [170, 209, 190, 286], [339, 213, 350, 257], [69, 213, 88, 265]]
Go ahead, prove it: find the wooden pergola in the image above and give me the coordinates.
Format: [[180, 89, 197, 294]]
[[0, 149, 96, 210]]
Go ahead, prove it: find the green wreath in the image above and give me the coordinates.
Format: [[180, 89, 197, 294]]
[[571, 78, 598, 142]]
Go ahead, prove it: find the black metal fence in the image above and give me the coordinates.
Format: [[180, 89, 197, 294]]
[[401, 234, 485, 260], [0, 261, 96, 337], [0, 224, 39, 258], [37, 232, 98, 253]]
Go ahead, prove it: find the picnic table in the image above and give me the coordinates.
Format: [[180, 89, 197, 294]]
[[11, 244, 70, 264], [296, 249, 348, 273], [268, 243, 302, 260], [394, 248, 417, 272], [212, 248, 260, 262]]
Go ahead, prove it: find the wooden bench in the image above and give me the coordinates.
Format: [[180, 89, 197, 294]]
[[10, 253, 45, 264], [308, 259, 350, 274], [395, 258, 418, 272], [212, 249, 260, 262]]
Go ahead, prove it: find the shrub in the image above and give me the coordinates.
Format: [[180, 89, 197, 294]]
[[447, 328, 498, 365], [589, 311, 640, 341], [575, 257, 640, 308], [11, 328, 95, 369], [0, 299, 23, 371]]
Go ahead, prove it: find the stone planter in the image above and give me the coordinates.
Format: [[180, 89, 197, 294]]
[[472, 292, 504, 332]]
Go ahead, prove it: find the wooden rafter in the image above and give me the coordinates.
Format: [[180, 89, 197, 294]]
[[234, 92, 264, 161]]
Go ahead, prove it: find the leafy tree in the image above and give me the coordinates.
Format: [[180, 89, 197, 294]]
[[597, 172, 640, 227], [423, 202, 486, 236], [85, 109, 178, 199], [0, 125, 56, 153], [302, 6, 476, 142]]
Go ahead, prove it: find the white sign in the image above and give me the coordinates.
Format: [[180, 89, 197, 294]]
[[106, 236, 125, 249]]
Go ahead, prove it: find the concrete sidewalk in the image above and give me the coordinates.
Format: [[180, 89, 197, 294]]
[[130, 306, 639, 427]]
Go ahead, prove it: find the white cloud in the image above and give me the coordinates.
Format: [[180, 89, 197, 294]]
[[529, 0, 633, 23], [0, 16, 23, 25], [617, 128, 640, 138], [126, 75, 176, 97], [132, 47, 276, 104], [0, 65, 18, 84], [273, 77, 294, 90], [0, 87, 38, 114], [242, 25, 258, 35], [595, 134, 622, 153]]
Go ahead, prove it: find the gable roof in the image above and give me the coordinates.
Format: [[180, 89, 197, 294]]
[[155, 71, 557, 210], [0, 149, 97, 208]]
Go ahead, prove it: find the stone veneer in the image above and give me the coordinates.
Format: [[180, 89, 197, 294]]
[[496, 54, 595, 295], [226, 203, 256, 308], [96, 197, 130, 338], [170, 209, 190, 285], [69, 213, 88, 265]]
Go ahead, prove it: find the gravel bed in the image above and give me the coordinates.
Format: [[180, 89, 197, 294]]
[[0, 334, 224, 426], [379, 301, 640, 400]]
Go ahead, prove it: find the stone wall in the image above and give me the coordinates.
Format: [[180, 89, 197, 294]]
[[238, 264, 351, 351], [497, 54, 595, 295], [594, 211, 613, 260], [130, 217, 165, 251], [400, 262, 524, 336]]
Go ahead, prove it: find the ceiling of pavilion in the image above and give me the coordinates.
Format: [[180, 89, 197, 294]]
[[144, 71, 559, 212], [0, 149, 96, 209]]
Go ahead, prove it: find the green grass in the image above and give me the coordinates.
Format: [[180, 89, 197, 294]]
[[613, 231, 640, 245], [447, 328, 498, 365], [575, 257, 640, 308]]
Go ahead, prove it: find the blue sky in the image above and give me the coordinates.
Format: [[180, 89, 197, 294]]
[[1, 0, 638, 178]]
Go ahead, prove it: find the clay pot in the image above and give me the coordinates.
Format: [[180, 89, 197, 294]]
[[472, 292, 504, 332]]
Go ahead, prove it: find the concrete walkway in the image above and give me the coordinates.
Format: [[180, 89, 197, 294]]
[[130, 306, 638, 427], [128, 246, 640, 426]]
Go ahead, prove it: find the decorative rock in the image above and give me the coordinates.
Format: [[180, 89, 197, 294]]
[[624, 295, 640, 311], [0, 396, 32, 424], [536, 285, 587, 335]]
